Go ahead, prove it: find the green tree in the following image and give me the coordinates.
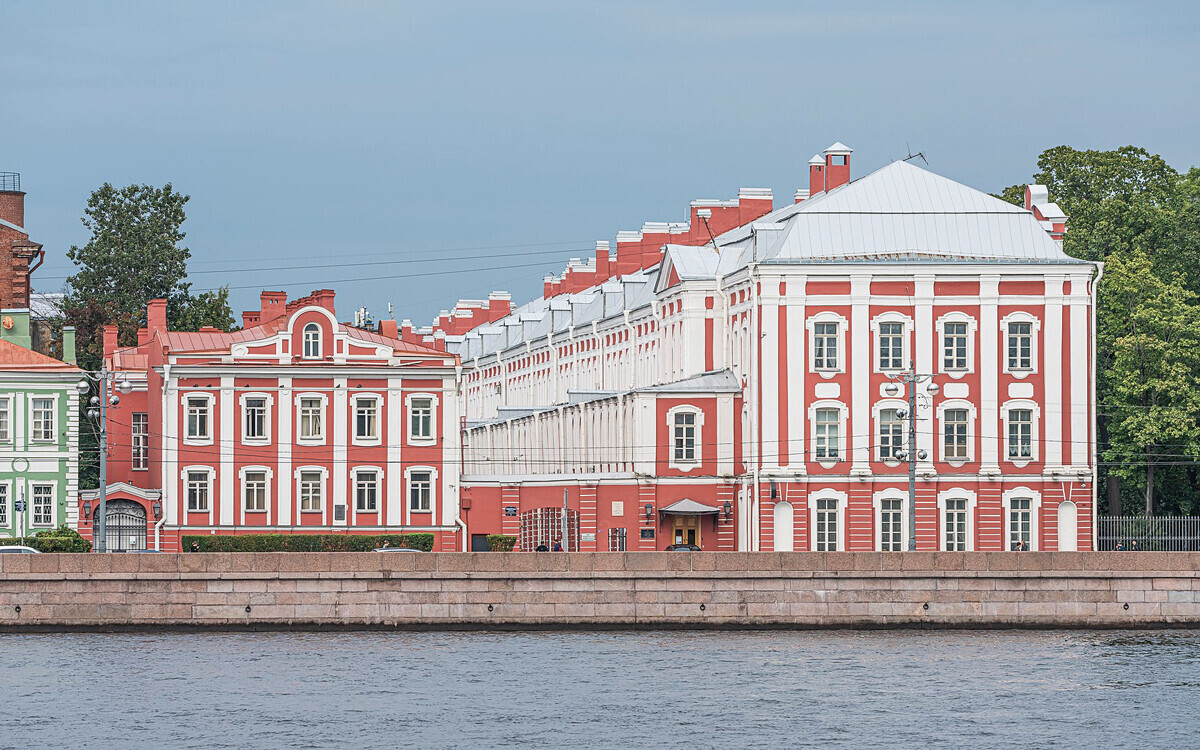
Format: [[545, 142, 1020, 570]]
[[62, 183, 235, 371]]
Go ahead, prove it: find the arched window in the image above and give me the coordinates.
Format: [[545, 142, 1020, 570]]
[[302, 323, 321, 358]]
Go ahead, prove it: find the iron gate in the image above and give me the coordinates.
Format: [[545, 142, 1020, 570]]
[[93, 499, 147, 551], [519, 507, 579, 551]]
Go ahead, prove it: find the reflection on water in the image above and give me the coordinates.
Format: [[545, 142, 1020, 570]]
[[1, 630, 1197, 749]]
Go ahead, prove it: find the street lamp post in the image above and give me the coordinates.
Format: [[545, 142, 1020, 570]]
[[884, 363, 939, 551], [77, 365, 132, 553]]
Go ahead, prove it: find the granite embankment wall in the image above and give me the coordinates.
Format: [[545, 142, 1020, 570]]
[[2, 552, 1199, 630]]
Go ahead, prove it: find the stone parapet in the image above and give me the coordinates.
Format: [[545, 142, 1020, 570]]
[[2, 552, 1198, 630]]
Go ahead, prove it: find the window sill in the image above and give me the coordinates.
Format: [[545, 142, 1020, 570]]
[[1006, 368, 1035, 380], [815, 459, 841, 469], [300, 509, 324, 514], [353, 437, 382, 447], [813, 369, 842, 380], [242, 438, 271, 446], [669, 461, 701, 473], [183, 438, 214, 446], [945, 459, 970, 469], [1007, 457, 1034, 468], [409, 509, 432, 515], [407, 437, 436, 447], [942, 368, 972, 380], [296, 438, 326, 446]]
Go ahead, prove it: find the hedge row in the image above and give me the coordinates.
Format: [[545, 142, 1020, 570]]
[[183, 533, 435, 552], [0, 526, 92, 553], [487, 534, 517, 552]]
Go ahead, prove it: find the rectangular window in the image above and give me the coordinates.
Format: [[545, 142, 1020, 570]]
[[945, 498, 968, 551], [355, 471, 378, 512], [0, 484, 7, 526], [244, 398, 267, 441], [608, 528, 627, 552], [879, 409, 904, 460], [409, 397, 433, 440], [355, 400, 378, 440], [1007, 322, 1032, 370], [814, 408, 840, 460], [813, 322, 839, 370], [132, 412, 149, 470], [815, 497, 838, 551], [878, 322, 904, 370], [299, 398, 323, 440], [1009, 498, 1032, 550], [943, 322, 969, 370], [299, 471, 323, 512], [0, 399, 9, 441], [673, 412, 697, 463], [244, 471, 267, 512], [31, 398, 55, 442], [1008, 409, 1033, 459], [186, 397, 209, 440], [409, 471, 432, 512], [31, 484, 54, 526], [880, 498, 903, 551], [943, 409, 969, 460], [187, 471, 209, 512]]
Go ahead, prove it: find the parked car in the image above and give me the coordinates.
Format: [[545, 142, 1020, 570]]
[[0, 545, 41, 553], [665, 544, 701, 551], [372, 546, 423, 552]]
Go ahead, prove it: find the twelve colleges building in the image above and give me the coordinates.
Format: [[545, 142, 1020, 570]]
[[79, 143, 1099, 553]]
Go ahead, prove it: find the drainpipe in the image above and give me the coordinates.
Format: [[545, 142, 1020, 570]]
[[154, 506, 166, 551]]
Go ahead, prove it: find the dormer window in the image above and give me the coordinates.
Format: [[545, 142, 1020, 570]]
[[302, 323, 321, 359]]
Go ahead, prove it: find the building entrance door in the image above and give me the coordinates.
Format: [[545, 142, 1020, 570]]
[[93, 499, 147, 551], [671, 516, 699, 547]]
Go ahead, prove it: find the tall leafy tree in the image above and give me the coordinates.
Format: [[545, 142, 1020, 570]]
[[62, 183, 235, 370]]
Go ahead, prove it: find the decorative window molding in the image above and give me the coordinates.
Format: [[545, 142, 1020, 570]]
[[0, 481, 9, 527], [302, 322, 322, 359], [131, 412, 150, 470], [29, 481, 56, 527], [1000, 311, 1041, 378], [295, 392, 328, 445], [807, 399, 848, 468], [353, 465, 384, 513], [295, 465, 328, 513], [0, 396, 12, 443], [239, 392, 274, 446], [806, 311, 848, 378], [181, 465, 215, 513], [666, 404, 704, 471], [239, 465, 273, 513], [807, 488, 847, 552], [870, 311, 912, 373], [182, 392, 215, 446], [937, 399, 977, 467], [406, 465, 438, 513], [871, 399, 908, 465], [405, 392, 439, 446], [352, 394, 383, 446], [29, 393, 61, 444], [1000, 399, 1041, 467], [1002, 487, 1043, 551], [937, 489, 977, 551], [936, 311, 978, 378], [872, 488, 909, 551]]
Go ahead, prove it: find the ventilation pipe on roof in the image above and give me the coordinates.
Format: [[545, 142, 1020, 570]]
[[808, 154, 825, 196], [823, 142, 852, 191]]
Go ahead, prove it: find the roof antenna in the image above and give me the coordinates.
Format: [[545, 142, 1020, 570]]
[[903, 143, 928, 165]]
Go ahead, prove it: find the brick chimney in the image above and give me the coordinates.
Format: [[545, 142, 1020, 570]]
[[259, 291, 288, 323], [378, 318, 399, 339], [312, 289, 336, 314], [147, 298, 167, 334], [0, 172, 43, 310], [808, 154, 826, 196], [103, 325, 118, 358], [488, 292, 512, 321], [823, 142, 852, 191]]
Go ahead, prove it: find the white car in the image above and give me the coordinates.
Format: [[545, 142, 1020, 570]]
[[0, 545, 41, 553]]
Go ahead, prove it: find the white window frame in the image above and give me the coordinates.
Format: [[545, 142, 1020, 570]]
[[29, 394, 59, 444], [806, 312, 847, 377], [1002, 487, 1042, 551], [182, 466, 214, 513], [937, 399, 977, 466], [29, 481, 56, 527], [872, 399, 908, 465], [295, 392, 328, 445], [1000, 312, 1040, 378], [870, 312, 912, 373], [239, 466, 272, 513], [239, 393, 273, 446], [937, 489, 977, 552], [182, 392, 215, 446], [405, 393, 438, 446], [352, 395, 382, 446], [872, 488, 910, 552], [936, 312, 977, 378], [353, 466, 384, 513], [0, 396, 11, 443], [406, 465, 437, 513], [808, 400, 847, 468], [666, 405, 704, 471], [295, 466, 328, 513], [130, 411, 150, 471], [1001, 399, 1040, 467], [807, 489, 847, 552], [302, 322, 322, 359]]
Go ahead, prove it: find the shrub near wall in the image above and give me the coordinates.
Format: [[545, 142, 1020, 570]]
[[487, 534, 517, 551], [182, 533, 435, 552], [0, 526, 92, 553]]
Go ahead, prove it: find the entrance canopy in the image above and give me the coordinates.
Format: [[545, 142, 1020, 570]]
[[659, 499, 719, 516]]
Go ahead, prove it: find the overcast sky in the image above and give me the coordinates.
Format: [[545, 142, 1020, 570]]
[[3, 1, 1198, 326]]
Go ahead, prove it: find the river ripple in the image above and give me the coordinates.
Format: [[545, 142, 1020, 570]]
[[1, 630, 1198, 749]]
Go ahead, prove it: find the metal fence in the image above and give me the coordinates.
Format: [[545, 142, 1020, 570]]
[[1097, 516, 1200, 551]]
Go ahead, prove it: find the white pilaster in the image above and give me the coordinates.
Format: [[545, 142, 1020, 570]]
[[219, 376, 235, 526], [1069, 278, 1090, 467], [915, 274, 935, 473], [387, 379, 403, 527], [850, 275, 871, 474], [786, 276, 806, 468], [277, 377, 292, 525], [760, 279, 780, 469], [980, 275, 1001, 473], [1043, 276, 1064, 469], [332, 377, 348, 527]]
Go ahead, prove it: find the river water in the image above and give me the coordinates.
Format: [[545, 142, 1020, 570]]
[[1, 629, 1197, 748]]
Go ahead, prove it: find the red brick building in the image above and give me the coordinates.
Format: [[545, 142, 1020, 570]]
[[0, 173, 45, 310]]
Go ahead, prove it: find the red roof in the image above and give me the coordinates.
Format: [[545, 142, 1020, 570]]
[[0, 338, 81, 372]]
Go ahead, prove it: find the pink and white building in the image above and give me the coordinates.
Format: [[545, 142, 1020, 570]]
[[449, 143, 1099, 552]]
